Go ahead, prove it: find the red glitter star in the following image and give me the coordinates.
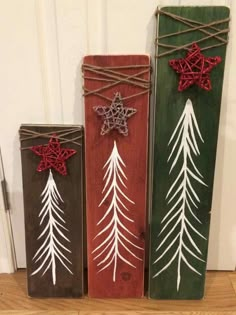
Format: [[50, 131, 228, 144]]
[[169, 43, 221, 91], [30, 134, 76, 176]]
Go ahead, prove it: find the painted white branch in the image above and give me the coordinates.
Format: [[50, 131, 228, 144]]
[[93, 141, 143, 282], [153, 99, 207, 291], [31, 169, 73, 285]]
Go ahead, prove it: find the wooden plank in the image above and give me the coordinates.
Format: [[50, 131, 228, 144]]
[[19, 125, 84, 297], [149, 7, 230, 299], [83, 55, 150, 298]]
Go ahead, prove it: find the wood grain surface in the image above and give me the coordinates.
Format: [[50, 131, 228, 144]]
[[83, 55, 150, 298], [149, 7, 230, 299], [229, 273, 236, 297], [19, 125, 84, 297], [0, 312, 235, 315], [0, 271, 235, 314]]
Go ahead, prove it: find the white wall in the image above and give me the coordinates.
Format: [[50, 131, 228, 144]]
[[0, 0, 46, 268], [0, 0, 235, 270]]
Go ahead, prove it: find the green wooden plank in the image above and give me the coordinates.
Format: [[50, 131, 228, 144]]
[[149, 6, 230, 299]]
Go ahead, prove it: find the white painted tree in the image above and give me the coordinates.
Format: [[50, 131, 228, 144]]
[[92, 141, 143, 282], [31, 169, 73, 285], [153, 99, 207, 291]]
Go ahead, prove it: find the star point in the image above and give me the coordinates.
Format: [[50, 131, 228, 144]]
[[30, 134, 76, 176], [169, 43, 221, 91], [93, 92, 137, 136]]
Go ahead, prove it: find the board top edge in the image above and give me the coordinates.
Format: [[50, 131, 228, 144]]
[[20, 124, 83, 129], [155, 6, 230, 16], [83, 54, 151, 63]]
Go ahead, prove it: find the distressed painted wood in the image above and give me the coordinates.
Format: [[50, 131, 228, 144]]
[[149, 7, 230, 299], [19, 125, 84, 297], [83, 55, 150, 298]]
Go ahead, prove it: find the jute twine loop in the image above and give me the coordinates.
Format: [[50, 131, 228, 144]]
[[19, 127, 83, 150], [155, 9, 230, 58], [82, 64, 151, 102]]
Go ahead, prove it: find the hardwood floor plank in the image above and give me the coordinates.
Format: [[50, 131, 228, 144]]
[[79, 312, 236, 315], [229, 273, 236, 295], [0, 312, 78, 315], [0, 271, 235, 312], [0, 312, 235, 315]]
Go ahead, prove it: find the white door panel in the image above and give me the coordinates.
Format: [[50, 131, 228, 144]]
[[0, 0, 47, 267]]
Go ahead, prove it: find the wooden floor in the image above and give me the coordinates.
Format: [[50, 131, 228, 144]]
[[0, 271, 236, 315]]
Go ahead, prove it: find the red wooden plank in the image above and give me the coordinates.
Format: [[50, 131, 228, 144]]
[[83, 55, 150, 298]]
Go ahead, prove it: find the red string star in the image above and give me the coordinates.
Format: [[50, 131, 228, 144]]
[[169, 43, 221, 91], [30, 134, 76, 176]]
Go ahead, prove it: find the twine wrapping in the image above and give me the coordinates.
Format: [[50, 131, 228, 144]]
[[155, 9, 230, 58], [82, 64, 151, 102], [19, 127, 83, 150]]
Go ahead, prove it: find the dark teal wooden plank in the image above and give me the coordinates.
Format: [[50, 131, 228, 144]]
[[20, 125, 84, 298], [149, 6, 230, 299]]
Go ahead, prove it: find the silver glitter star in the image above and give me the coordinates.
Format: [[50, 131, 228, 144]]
[[93, 92, 137, 136]]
